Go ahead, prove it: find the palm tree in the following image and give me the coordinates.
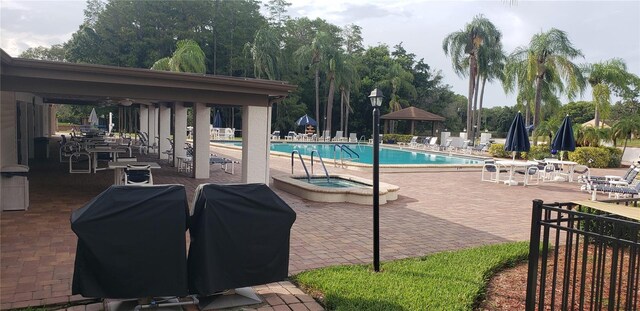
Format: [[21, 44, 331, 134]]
[[336, 56, 359, 136], [475, 36, 505, 141], [151, 39, 206, 74], [246, 27, 282, 80], [583, 59, 638, 128], [380, 62, 416, 133], [442, 15, 500, 135], [507, 29, 586, 129], [294, 31, 332, 131], [613, 116, 640, 158]]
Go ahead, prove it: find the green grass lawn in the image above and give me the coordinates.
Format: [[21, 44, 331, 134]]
[[293, 242, 529, 311]]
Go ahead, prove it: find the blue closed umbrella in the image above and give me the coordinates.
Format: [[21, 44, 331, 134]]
[[504, 112, 530, 161], [551, 115, 575, 161], [296, 114, 317, 127], [213, 110, 222, 128]]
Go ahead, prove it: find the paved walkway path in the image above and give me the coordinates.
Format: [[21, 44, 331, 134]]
[[0, 139, 624, 310]]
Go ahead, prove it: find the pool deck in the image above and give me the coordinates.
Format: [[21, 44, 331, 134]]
[[0, 139, 627, 310]]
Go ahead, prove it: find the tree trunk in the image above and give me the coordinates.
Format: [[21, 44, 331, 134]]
[[339, 88, 344, 134], [326, 77, 335, 135], [345, 89, 350, 137], [594, 104, 600, 128], [315, 67, 320, 133], [472, 72, 480, 141], [533, 73, 544, 146], [477, 76, 487, 143], [525, 101, 530, 128], [467, 55, 477, 136]]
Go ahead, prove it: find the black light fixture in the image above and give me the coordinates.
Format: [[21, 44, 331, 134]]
[[368, 88, 383, 272]]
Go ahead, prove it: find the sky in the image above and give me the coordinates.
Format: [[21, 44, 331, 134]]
[[1, 0, 639, 108]]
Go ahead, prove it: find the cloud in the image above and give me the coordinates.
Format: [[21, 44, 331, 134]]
[[0, 0, 85, 55]]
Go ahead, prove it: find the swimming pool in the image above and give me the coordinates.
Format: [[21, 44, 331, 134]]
[[268, 143, 481, 165]]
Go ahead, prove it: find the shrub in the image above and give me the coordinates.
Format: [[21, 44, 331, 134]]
[[601, 146, 622, 168], [522, 145, 551, 160], [488, 143, 512, 158], [382, 134, 414, 144], [568, 147, 610, 168]]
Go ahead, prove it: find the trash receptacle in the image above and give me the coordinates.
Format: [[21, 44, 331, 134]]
[[34, 137, 50, 159], [1, 165, 30, 211]]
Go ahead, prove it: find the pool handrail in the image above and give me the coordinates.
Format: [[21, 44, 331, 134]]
[[340, 145, 359, 159], [310, 150, 330, 182], [333, 144, 357, 160], [291, 150, 311, 182]]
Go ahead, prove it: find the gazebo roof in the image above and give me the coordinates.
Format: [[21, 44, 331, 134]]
[[380, 106, 445, 121]]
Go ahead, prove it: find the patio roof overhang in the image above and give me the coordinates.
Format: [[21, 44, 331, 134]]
[[0, 49, 295, 107]]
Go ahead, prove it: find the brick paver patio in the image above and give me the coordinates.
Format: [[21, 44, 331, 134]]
[[0, 138, 625, 310]]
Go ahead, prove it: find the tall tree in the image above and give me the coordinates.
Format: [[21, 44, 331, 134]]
[[246, 27, 282, 80], [294, 31, 332, 132], [475, 31, 504, 138], [442, 15, 500, 135], [507, 28, 586, 130], [583, 58, 638, 127], [380, 62, 417, 133], [151, 39, 206, 73]]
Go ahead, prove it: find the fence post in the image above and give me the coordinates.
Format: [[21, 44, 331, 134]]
[[526, 199, 544, 311]]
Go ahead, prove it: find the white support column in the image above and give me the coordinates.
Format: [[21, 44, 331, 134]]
[[242, 105, 271, 184], [148, 106, 158, 154], [139, 105, 149, 136], [158, 104, 171, 160], [193, 102, 210, 179], [173, 102, 187, 167]]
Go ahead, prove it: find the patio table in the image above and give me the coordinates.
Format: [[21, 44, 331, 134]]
[[86, 147, 128, 173], [496, 160, 538, 186], [108, 161, 161, 185]]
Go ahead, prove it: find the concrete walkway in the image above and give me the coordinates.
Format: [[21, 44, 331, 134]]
[[0, 139, 625, 310]]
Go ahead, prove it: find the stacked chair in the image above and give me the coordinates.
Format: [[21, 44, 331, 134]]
[[71, 183, 296, 310]]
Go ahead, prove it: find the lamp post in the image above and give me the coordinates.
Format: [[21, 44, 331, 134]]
[[368, 88, 383, 272]]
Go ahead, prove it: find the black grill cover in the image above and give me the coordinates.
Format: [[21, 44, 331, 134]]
[[71, 185, 189, 299], [187, 183, 296, 295]]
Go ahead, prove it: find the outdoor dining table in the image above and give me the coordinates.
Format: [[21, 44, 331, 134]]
[[496, 160, 538, 186], [108, 161, 161, 185], [545, 159, 578, 182], [86, 147, 129, 173]]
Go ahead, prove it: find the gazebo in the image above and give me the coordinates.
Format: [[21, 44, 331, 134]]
[[380, 106, 445, 135]]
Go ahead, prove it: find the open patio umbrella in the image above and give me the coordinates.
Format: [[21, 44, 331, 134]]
[[296, 114, 317, 127], [213, 110, 223, 128], [551, 115, 575, 161], [504, 112, 530, 161], [88, 108, 99, 127]]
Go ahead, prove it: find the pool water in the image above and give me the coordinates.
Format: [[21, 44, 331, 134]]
[[270, 143, 481, 165], [299, 177, 372, 188]]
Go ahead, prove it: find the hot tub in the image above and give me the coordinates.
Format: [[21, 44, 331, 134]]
[[271, 174, 399, 205]]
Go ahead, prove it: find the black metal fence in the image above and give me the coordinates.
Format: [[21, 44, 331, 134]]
[[526, 199, 639, 311]]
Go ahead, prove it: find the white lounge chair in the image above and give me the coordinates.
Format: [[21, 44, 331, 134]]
[[348, 133, 357, 143], [332, 131, 345, 142]]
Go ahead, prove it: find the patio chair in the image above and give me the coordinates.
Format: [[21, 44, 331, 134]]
[[224, 128, 235, 140], [591, 181, 640, 199], [320, 130, 331, 142], [271, 131, 280, 140], [348, 133, 357, 143], [285, 131, 296, 140], [573, 165, 590, 183], [516, 166, 540, 186], [71, 185, 190, 300], [60, 140, 80, 163], [69, 151, 92, 174], [408, 136, 419, 148], [332, 131, 345, 142], [124, 164, 153, 185], [481, 160, 508, 183], [426, 137, 439, 150]]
